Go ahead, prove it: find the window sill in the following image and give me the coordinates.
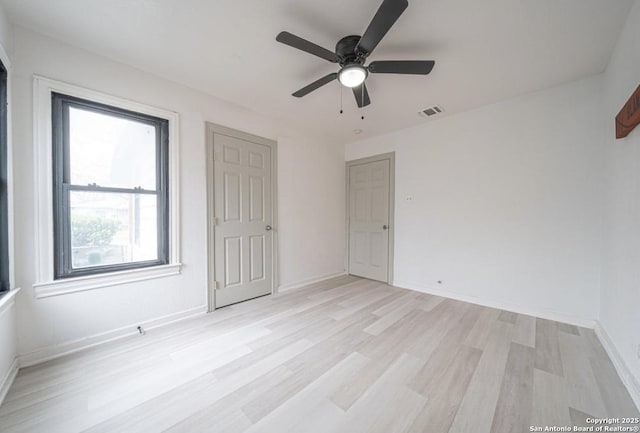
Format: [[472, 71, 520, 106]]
[[33, 263, 182, 299], [0, 287, 21, 316]]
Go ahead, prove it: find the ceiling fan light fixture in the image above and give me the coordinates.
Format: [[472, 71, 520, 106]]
[[338, 64, 367, 88]]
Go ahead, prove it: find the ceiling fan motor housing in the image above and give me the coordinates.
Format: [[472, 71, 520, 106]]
[[336, 35, 365, 66]]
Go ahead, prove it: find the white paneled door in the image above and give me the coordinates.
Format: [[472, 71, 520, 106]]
[[213, 132, 273, 308], [348, 156, 393, 282]]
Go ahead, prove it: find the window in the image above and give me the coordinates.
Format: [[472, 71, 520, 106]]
[[52, 93, 169, 279], [33, 78, 179, 297], [0, 59, 8, 293]]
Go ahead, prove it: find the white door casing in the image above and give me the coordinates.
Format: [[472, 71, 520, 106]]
[[206, 124, 277, 309], [346, 153, 394, 283]]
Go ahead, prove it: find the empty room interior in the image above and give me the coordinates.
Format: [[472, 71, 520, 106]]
[[0, 0, 639, 431]]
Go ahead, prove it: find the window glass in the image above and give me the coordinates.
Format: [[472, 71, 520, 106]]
[[69, 107, 157, 190]]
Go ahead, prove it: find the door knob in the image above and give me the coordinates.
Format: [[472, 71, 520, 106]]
[[383, 225, 388, 230], [266, 225, 272, 231]]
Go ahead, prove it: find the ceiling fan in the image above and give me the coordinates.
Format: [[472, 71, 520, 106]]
[[276, 0, 435, 108]]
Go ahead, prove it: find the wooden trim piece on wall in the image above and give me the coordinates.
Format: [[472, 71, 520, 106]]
[[616, 84, 640, 139]]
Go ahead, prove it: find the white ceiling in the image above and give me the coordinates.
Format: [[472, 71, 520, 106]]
[[0, 0, 634, 143]]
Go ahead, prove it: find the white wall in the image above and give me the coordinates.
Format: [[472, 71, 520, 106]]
[[278, 135, 346, 288], [346, 75, 604, 324], [11, 26, 345, 359], [0, 5, 11, 57], [0, 2, 18, 404], [600, 0, 640, 402]]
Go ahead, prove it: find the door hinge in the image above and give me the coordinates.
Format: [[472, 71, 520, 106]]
[[213, 281, 219, 290], [213, 216, 219, 225], [213, 152, 218, 161]]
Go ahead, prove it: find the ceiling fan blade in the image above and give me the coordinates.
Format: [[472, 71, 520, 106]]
[[276, 31, 339, 63], [368, 60, 435, 75], [356, 0, 408, 56], [352, 83, 371, 108], [292, 73, 338, 97]]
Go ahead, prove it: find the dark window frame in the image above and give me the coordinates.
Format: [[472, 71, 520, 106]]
[[51, 92, 169, 279], [0, 59, 9, 293]]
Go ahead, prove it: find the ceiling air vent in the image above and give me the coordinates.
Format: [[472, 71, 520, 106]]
[[418, 105, 444, 118]]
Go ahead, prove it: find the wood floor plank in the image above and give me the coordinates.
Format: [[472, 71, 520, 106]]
[[366, 386, 427, 433], [305, 277, 372, 301], [568, 407, 596, 427], [328, 288, 396, 321], [557, 332, 608, 418], [163, 365, 291, 433], [331, 306, 442, 411], [497, 310, 518, 324], [417, 293, 445, 312], [406, 345, 482, 433], [364, 292, 421, 336], [512, 313, 536, 348], [491, 342, 536, 433], [242, 352, 370, 433], [534, 318, 564, 376], [363, 304, 415, 336], [463, 306, 501, 349], [589, 355, 640, 417], [404, 299, 471, 360], [557, 322, 580, 335], [245, 315, 335, 353], [449, 321, 513, 433], [370, 290, 416, 317], [359, 307, 433, 361], [82, 339, 314, 433], [168, 409, 252, 433], [329, 353, 426, 433], [307, 279, 379, 304], [242, 327, 372, 422], [330, 350, 400, 411], [531, 368, 571, 428], [579, 328, 609, 359], [409, 305, 482, 395]]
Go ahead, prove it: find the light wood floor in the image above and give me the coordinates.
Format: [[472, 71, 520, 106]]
[[1, 276, 638, 432]]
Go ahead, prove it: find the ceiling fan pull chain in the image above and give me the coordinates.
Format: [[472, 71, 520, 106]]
[[340, 83, 344, 114]]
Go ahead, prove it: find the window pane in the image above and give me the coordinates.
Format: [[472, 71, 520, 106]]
[[69, 106, 157, 190], [70, 191, 158, 269]]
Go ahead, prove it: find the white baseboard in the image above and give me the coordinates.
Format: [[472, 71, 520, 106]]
[[0, 357, 18, 406], [18, 305, 208, 368], [278, 271, 348, 293], [594, 322, 640, 411], [392, 280, 596, 328]]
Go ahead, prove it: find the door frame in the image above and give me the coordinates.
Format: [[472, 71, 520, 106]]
[[345, 152, 395, 284], [205, 122, 278, 312]]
